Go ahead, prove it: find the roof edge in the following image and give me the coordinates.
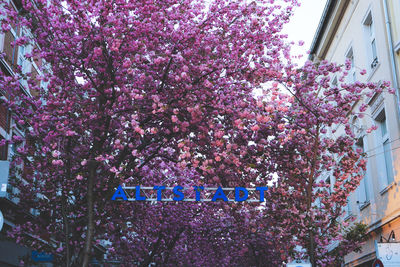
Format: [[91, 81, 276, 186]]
[[308, 0, 337, 60]]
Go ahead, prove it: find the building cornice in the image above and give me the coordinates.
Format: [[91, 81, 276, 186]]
[[309, 0, 336, 60]]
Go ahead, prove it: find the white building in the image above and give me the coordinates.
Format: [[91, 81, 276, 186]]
[[310, 0, 400, 266]]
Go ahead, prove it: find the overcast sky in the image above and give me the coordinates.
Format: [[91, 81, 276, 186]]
[[283, 0, 328, 65]]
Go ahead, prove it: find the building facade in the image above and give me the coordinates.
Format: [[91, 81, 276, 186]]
[[310, 0, 400, 266], [0, 1, 109, 266], [0, 0, 52, 266]]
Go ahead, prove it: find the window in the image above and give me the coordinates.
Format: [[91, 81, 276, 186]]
[[375, 110, 394, 191], [346, 47, 356, 83], [345, 197, 352, 218], [363, 12, 378, 70], [17, 29, 32, 78], [325, 176, 332, 195], [0, 135, 7, 160], [0, 32, 4, 53], [331, 76, 338, 87], [0, 2, 6, 52], [355, 137, 369, 206], [0, 100, 10, 132]]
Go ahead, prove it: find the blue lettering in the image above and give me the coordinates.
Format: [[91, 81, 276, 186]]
[[111, 185, 127, 201], [193, 186, 204, 201], [135, 185, 146, 201], [173, 186, 184, 201], [235, 187, 248, 202], [153, 186, 166, 201], [256, 187, 268, 202], [212, 187, 228, 202]]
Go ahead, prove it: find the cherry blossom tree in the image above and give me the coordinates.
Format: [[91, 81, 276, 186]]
[[255, 60, 391, 265], [0, 0, 390, 266]]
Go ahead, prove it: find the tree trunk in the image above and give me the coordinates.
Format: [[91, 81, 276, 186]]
[[162, 228, 185, 265], [82, 161, 96, 267], [141, 230, 164, 267], [61, 197, 71, 267], [307, 126, 320, 267]]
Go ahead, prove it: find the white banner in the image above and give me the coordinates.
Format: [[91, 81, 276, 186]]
[[376, 242, 400, 266], [0, 210, 3, 232]]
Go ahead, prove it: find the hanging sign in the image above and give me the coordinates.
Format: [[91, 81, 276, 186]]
[[31, 251, 54, 262], [375, 242, 400, 266]]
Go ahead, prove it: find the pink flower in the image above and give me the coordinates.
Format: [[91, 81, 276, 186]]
[[251, 125, 260, 131], [234, 119, 242, 126], [122, 58, 131, 68], [181, 72, 188, 79], [215, 130, 224, 138], [52, 150, 61, 157], [265, 105, 274, 112], [94, 47, 102, 57], [76, 175, 83, 180], [52, 159, 64, 166], [366, 125, 378, 133], [65, 130, 77, 136], [134, 126, 144, 135], [171, 115, 178, 123], [111, 39, 122, 52], [360, 69, 367, 75], [203, 80, 212, 88]]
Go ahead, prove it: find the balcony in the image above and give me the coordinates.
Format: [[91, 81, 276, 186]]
[[371, 57, 379, 69]]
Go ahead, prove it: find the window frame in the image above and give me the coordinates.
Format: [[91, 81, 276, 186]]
[[374, 108, 394, 192]]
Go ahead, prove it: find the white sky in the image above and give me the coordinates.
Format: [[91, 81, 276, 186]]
[[282, 0, 328, 65]]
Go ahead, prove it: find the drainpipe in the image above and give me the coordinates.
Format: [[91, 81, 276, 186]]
[[383, 0, 400, 120]]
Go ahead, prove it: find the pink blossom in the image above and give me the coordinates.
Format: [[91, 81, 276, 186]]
[[203, 80, 212, 88], [52, 150, 61, 157], [94, 47, 102, 57], [65, 130, 77, 136], [251, 124, 260, 131]]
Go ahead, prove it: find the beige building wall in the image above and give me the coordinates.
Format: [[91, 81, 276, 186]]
[[311, 0, 400, 266], [387, 0, 400, 99]]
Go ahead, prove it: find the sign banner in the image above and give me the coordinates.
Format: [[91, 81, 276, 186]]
[[111, 185, 268, 202]]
